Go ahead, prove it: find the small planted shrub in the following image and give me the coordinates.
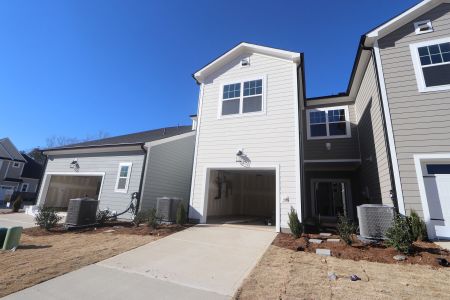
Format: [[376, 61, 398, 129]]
[[147, 208, 162, 229], [176, 203, 187, 225], [385, 214, 414, 254], [35, 207, 62, 230], [287, 207, 303, 238], [133, 210, 150, 226], [408, 210, 428, 241], [12, 195, 23, 212], [96, 209, 111, 226], [337, 213, 356, 245]]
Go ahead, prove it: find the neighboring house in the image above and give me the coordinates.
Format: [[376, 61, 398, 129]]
[[0, 138, 42, 202], [36, 126, 196, 217]]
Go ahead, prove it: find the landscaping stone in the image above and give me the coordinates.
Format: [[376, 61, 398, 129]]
[[104, 229, 115, 233], [327, 238, 340, 243], [327, 272, 337, 281], [393, 255, 406, 261], [350, 274, 361, 281], [309, 238, 323, 244], [316, 249, 331, 256], [320, 233, 332, 237]]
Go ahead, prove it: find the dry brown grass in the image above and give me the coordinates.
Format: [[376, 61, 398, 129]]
[[0, 230, 157, 297], [235, 245, 450, 299]]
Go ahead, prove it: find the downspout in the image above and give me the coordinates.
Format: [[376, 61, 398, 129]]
[[361, 41, 400, 213], [35, 150, 48, 206], [298, 53, 306, 221], [136, 143, 148, 213]]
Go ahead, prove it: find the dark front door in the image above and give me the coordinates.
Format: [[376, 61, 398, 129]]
[[313, 180, 350, 218]]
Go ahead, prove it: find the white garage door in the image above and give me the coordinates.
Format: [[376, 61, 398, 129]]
[[424, 164, 450, 239]]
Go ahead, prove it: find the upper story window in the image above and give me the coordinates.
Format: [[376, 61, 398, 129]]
[[21, 183, 29, 192], [12, 162, 20, 168], [115, 162, 132, 193], [306, 106, 351, 140], [410, 37, 450, 92], [220, 77, 265, 118]]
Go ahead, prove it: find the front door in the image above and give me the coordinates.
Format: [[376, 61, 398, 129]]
[[423, 163, 450, 238], [312, 179, 351, 219]]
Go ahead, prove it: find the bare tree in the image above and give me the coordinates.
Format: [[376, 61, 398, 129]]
[[46, 131, 110, 148]]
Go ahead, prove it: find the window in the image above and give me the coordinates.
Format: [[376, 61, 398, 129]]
[[115, 162, 132, 193], [21, 183, 29, 192], [12, 162, 20, 168], [220, 77, 265, 117], [410, 38, 450, 92], [306, 106, 351, 140], [426, 164, 450, 175]]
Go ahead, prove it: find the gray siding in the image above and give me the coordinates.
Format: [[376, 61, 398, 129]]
[[354, 56, 393, 205], [140, 134, 195, 211], [40, 151, 145, 216], [302, 103, 360, 160], [21, 178, 39, 193], [378, 3, 450, 216], [4, 161, 24, 179]]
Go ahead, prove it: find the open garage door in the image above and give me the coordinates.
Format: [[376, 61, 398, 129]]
[[205, 169, 276, 228], [43, 175, 103, 210]]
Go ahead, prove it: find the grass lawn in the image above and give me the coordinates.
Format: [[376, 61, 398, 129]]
[[0, 224, 187, 297], [235, 245, 450, 299]]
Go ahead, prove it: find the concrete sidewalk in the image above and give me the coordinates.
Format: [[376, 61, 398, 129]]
[[4, 224, 276, 300], [0, 212, 36, 228]]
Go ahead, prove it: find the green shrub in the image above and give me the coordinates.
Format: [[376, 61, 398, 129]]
[[337, 213, 356, 245], [176, 203, 187, 225], [287, 207, 303, 238], [35, 207, 62, 230], [385, 214, 414, 254], [12, 195, 22, 212], [147, 208, 162, 229], [408, 210, 427, 241], [96, 209, 111, 226], [133, 210, 150, 226]]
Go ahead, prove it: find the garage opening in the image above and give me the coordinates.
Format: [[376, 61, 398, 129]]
[[43, 175, 103, 211], [205, 169, 276, 228]]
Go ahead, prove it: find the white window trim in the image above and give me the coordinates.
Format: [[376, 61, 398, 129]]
[[217, 75, 267, 119], [12, 162, 20, 168], [114, 162, 132, 193], [410, 37, 450, 93], [306, 105, 351, 140], [414, 20, 433, 35], [21, 183, 29, 192]]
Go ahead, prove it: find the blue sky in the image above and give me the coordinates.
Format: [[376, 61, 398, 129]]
[[0, 0, 418, 151]]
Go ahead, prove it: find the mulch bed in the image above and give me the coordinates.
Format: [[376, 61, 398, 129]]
[[24, 221, 192, 237], [273, 233, 450, 268]]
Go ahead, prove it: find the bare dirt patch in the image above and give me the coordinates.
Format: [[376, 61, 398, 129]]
[[0, 223, 189, 297], [273, 233, 450, 268], [235, 245, 450, 299]]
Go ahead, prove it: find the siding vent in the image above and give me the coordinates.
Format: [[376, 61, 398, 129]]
[[414, 20, 433, 35], [241, 57, 250, 67]]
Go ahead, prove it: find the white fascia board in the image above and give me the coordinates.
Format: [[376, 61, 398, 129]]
[[43, 144, 144, 156], [194, 43, 301, 83], [365, 0, 443, 45], [145, 131, 196, 148]]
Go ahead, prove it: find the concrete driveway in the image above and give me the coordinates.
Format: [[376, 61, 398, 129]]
[[4, 224, 276, 300], [0, 212, 36, 228]]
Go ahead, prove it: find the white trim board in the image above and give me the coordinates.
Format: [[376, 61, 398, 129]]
[[199, 164, 280, 232], [374, 41, 406, 215], [292, 64, 302, 222], [114, 162, 133, 193]]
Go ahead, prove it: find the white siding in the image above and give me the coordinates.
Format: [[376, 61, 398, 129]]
[[39, 151, 145, 216], [140, 134, 196, 211], [190, 52, 300, 230]]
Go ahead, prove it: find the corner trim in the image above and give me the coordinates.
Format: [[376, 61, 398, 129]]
[[373, 41, 405, 215]]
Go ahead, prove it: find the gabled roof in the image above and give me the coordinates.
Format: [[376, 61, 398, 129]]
[[364, 0, 449, 46], [0, 138, 26, 162], [44, 125, 193, 151], [193, 42, 301, 83]]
